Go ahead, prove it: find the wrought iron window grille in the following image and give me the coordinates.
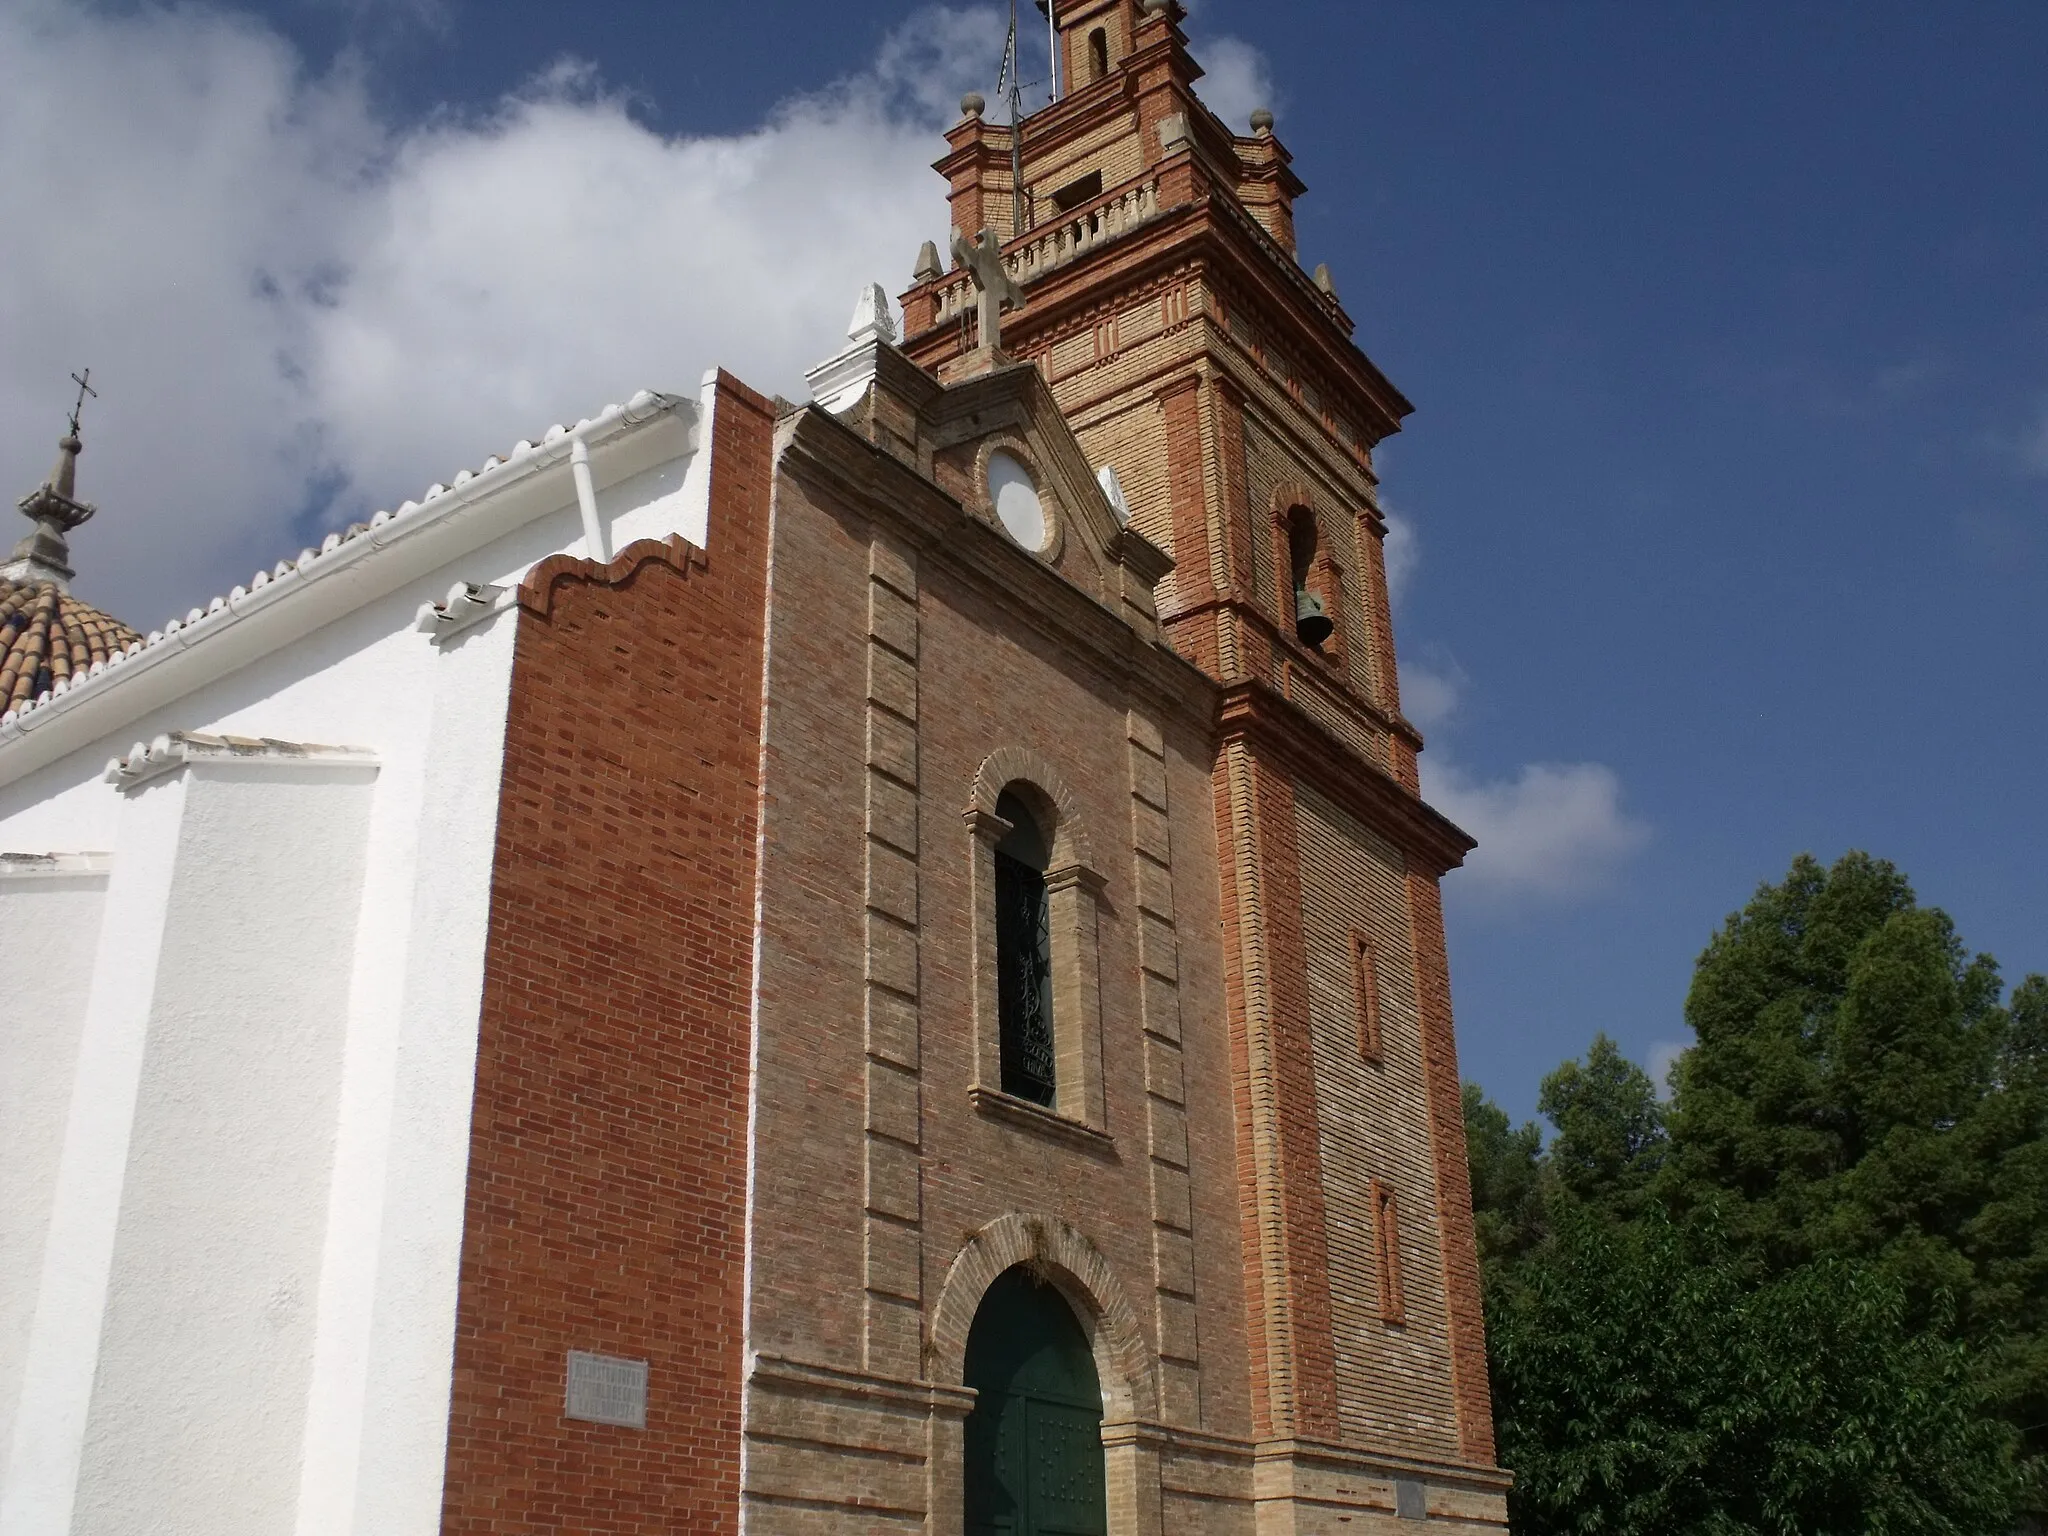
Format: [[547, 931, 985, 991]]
[[995, 848, 1056, 1106]]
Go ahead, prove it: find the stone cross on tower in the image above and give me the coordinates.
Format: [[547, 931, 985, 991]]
[[949, 227, 1026, 352]]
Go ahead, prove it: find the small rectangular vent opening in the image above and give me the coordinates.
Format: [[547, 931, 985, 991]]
[[1050, 170, 1104, 213], [1395, 1478, 1428, 1520]]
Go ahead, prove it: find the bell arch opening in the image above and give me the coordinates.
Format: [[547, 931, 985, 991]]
[[963, 1264, 1108, 1536], [1285, 504, 1334, 647]]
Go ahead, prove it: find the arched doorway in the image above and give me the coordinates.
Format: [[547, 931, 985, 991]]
[[963, 1265, 1108, 1536]]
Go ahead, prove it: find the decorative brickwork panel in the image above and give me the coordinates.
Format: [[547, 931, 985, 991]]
[[1294, 780, 1464, 1460], [443, 372, 776, 1536], [1075, 397, 1171, 557]]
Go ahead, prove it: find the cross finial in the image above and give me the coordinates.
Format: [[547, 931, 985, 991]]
[[7, 369, 101, 588], [66, 369, 97, 441], [950, 227, 1027, 354]]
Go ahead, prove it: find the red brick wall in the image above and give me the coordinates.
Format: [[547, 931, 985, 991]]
[[439, 373, 777, 1536]]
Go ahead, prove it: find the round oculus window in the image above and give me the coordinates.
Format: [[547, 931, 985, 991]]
[[986, 451, 1048, 552]]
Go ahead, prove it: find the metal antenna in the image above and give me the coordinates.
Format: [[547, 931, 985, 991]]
[[1002, 0, 1027, 237], [65, 369, 97, 440]]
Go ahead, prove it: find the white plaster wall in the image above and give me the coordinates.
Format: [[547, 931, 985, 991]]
[[2, 771, 195, 1536], [0, 388, 711, 1535], [0, 869, 109, 1476], [297, 609, 521, 1536], [72, 762, 376, 1536]]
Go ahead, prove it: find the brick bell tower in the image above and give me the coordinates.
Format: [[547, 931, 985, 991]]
[[902, 0, 1504, 1517]]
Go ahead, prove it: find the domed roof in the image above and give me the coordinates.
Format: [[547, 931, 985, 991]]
[[0, 577, 140, 714]]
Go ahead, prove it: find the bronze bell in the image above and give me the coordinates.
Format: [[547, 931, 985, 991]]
[[1295, 588, 1334, 646]]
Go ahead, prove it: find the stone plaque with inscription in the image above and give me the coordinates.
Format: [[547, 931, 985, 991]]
[[565, 1350, 648, 1429]]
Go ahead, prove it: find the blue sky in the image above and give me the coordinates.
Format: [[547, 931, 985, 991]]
[[3, 0, 2041, 1122]]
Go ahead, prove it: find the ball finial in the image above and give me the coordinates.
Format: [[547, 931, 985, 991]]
[[1250, 107, 1275, 134], [960, 92, 986, 119]]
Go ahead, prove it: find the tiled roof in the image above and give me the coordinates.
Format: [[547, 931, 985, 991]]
[[0, 579, 141, 714], [0, 389, 674, 737]]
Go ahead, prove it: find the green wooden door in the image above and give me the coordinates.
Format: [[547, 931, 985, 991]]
[[963, 1267, 1108, 1536]]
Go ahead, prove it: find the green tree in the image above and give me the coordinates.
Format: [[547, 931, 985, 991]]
[[1489, 1205, 2021, 1535], [1660, 851, 2048, 1461], [1539, 1033, 1666, 1219], [1465, 850, 2047, 1522], [1463, 1082, 1546, 1274]]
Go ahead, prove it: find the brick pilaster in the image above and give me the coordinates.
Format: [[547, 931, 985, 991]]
[[862, 536, 925, 1376], [1127, 709, 1202, 1425], [1357, 510, 1402, 719], [1156, 374, 1214, 618], [1405, 871, 1497, 1464], [1216, 739, 1340, 1443], [1209, 376, 1262, 615]]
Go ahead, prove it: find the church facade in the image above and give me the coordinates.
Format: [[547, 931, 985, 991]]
[[0, 4, 1509, 1533]]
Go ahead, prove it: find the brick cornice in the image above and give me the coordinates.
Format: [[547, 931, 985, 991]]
[[1214, 680, 1472, 876]]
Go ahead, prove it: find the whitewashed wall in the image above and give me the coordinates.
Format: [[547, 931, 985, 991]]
[[0, 379, 717, 1536], [0, 859, 109, 1477]]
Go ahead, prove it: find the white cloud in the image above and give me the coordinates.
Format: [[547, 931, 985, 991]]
[[1380, 507, 1419, 600], [0, 0, 1006, 628], [1189, 34, 1274, 132], [1425, 758, 1650, 903], [1645, 1038, 1690, 1099], [1399, 644, 1465, 733]]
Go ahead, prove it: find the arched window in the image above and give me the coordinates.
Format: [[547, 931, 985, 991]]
[[995, 787, 1056, 1106], [967, 752, 1107, 1133], [964, 1265, 1107, 1536], [1087, 26, 1109, 82], [1287, 506, 1333, 646]]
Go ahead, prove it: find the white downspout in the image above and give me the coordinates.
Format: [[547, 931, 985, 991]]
[[1048, 0, 1059, 100], [570, 436, 607, 562]]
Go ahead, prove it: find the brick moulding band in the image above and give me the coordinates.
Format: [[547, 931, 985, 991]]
[[967, 1086, 1117, 1156]]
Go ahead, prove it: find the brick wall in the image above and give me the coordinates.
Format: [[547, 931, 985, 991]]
[[1294, 784, 1463, 1459], [1214, 739, 1341, 1443], [737, 431, 1255, 1493], [439, 372, 777, 1536]]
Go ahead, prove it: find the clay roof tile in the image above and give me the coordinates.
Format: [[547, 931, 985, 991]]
[[0, 579, 140, 713]]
